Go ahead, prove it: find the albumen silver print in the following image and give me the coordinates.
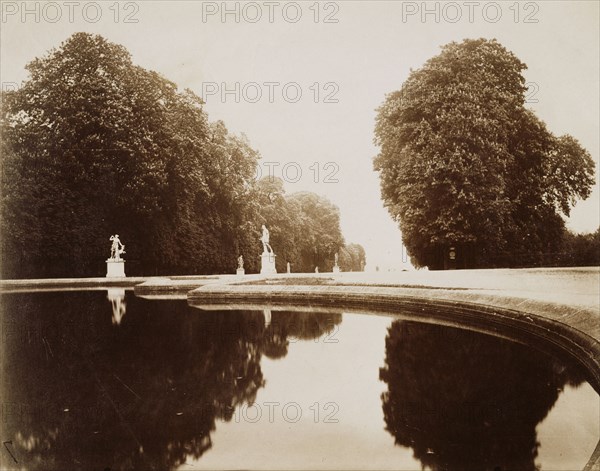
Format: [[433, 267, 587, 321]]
[[1, 2, 599, 470]]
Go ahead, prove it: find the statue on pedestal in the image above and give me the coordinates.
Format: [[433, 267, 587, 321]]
[[237, 254, 245, 275], [260, 225, 273, 254], [333, 252, 340, 273], [106, 235, 126, 277], [259, 224, 276, 274]]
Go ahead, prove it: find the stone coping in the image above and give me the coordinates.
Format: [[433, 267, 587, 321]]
[[0, 276, 147, 292], [188, 284, 600, 377]]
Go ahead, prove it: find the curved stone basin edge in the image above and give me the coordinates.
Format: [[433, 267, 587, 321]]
[[188, 284, 600, 391], [188, 282, 600, 471]]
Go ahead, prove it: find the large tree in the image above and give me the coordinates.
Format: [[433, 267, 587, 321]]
[[374, 38, 595, 269], [1, 33, 259, 277]]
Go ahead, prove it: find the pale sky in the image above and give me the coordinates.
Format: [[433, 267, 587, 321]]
[[1, 1, 598, 270]]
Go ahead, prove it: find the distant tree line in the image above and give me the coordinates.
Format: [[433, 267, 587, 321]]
[[249, 175, 364, 273], [546, 227, 600, 267], [0, 33, 365, 278], [444, 227, 600, 269], [374, 38, 597, 269]]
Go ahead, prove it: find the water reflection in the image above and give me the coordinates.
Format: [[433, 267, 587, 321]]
[[263, 308, 271, 327], [1, 292, 341, 471], [379, 320, 588, 471], [1, 292, 596, 471], [107, 288, 126, 325]]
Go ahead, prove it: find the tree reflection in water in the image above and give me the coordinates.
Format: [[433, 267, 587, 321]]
[[379, 320, 586, 471], [1, 292, 341, 470]]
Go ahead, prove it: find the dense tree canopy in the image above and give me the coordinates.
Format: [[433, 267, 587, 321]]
[[0, 33, 365, 278], [0, 33, 251, 276], [374, 38, 595, 269]]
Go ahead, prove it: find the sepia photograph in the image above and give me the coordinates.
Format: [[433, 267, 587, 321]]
[[1, 1, 599, 470]]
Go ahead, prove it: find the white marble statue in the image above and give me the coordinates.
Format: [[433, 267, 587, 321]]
[[333, 252, 340, 273], [260, 225, 273, 254], [238, 255, 244, 269], [109, 234, 125, 261], [259, 224, 276, 274]]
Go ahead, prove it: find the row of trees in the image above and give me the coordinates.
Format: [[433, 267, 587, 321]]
[[554, 228, 600, 267], [252, 176, 359, 273], [0, 33, 364, 278], [374, 38, 597, 269]]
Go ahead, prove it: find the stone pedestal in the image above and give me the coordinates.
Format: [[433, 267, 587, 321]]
[[106, 260, 126, 277], [236, 268, 245, 276], [333, 266, 340, 273], [260, 252, 277, 274]]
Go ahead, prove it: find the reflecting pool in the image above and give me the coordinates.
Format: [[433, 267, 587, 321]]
[[1, 291, 598, 470]]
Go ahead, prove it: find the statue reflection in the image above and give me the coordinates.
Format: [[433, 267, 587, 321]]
[[379, 320, 586, 471], [2, 292, 341, 471], [107, 288, 126, 325], [263, 308, 272, 328]]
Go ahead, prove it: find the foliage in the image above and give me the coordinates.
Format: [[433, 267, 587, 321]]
[[556, 227, 600, 266], [1, 33, 248, 276], [0, 33, 364, 277], [338, 243, 366, 271], [286, 191, 345, 272], [374, 38, 595, 269]]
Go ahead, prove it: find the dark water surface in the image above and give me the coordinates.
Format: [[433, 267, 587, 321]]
[[0, 291, 598, 470]]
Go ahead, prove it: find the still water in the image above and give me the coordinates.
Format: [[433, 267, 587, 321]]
[[0, 291, 598, 471]]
